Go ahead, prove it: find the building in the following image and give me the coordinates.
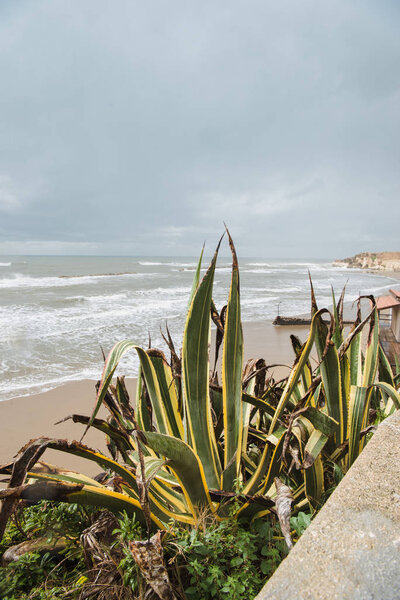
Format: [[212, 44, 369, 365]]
[[376, 289, 400, 368]]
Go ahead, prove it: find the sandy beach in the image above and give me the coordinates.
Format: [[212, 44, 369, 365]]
[[0, 321, 309, 475]]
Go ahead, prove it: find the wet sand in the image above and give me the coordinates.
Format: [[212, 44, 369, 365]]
[[0, 321, 309, 475]]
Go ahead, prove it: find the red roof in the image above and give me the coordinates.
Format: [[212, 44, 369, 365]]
[[390, 288, 400, 299], [376, 295, 400, 310]]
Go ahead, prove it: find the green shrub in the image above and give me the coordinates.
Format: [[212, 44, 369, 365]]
[[113, 508, 312, 600], [0, 502, 94, 600]]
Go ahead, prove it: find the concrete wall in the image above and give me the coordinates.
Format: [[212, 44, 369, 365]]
[[256, 410, 400, 600]]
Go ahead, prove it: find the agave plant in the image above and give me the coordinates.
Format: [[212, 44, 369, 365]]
[[1, 231, 399, 540], [0, 232, 279, 533], [265, 283, 400, 511]]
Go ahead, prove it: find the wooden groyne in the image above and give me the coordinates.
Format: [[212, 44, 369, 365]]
[[272, 315, 354, 326]]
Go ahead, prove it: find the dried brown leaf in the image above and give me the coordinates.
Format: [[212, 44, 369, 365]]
[[130, 530, 177, 600], [274, 477, 294, 551], [0, 437, 50, 541]]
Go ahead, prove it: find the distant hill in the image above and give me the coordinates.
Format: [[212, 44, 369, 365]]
[[333, 252, 400, 271]]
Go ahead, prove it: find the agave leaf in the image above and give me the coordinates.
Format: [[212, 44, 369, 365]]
[[242, 440, 272, 496], [255, 429, 287, 496], [290, 334, 313, 393], [312, 306, 345, 443], [136, 364, 152, 432], [331, 287, 344, 349], [0, 480, 83, 503], [143, 431, 215, 519], [301, 429, 329, 469], [59, 484, 164, 528], [137, 456, 177, 484], [242, 391, 276, 421], [347, 386, 373, 467], [24, 470, 105, 490], [115, 376, 132, 412], [376, 350, 397, 415], [86, 342, 172, 439], [268, 308, 330, 434], [378, 345, 395, 386], [292, 417, 326, 509], [18, 445, 191, 526], [301, 406, 337, 436], [348, 329, 363, 386], [187, 243, 204, 309], [182, 241, 222, 489], [309, 381, 322, 408], [333, 288, 351, 426], [25, 461, 104, 488], [304, 452, 325, 511], [0, 438, 52, 541], [147, 350, 184, 439], [241, 371, 254, 457], [83, 340, 137, 438], [221, 229, 243, 490], [59, 414, 134, 454], [373, 382, 400, 410], [43, 439, 140, 493], [0, 481, 162, 529], [337, 300, 374, 361], [362, 306, 379, 387], [122, 483, 193, 526]]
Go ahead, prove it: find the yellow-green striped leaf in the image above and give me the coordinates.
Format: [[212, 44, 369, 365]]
[[182, 243, 222, 489], [221, 230, 243, 490]]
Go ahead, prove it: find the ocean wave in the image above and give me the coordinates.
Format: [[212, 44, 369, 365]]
[[0, 369, 101, 402], [243, 269, 275, 274], [0, 271, 160, 289], [0, 262, 11, 266], [139, 261, 197, 267], [242, 286, 302, 293], [172, 267, 195, 272], [58, 271, 138, 279], [242, 296, 279, 306], [63, 287, 190, 306]]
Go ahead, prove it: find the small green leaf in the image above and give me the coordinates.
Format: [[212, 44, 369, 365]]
[[260, 559, 272, 575], [230, 556, 244, 567]]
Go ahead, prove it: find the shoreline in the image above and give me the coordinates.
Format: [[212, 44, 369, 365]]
[[3, 265, 399, 474], [0, 321, 309, 473]]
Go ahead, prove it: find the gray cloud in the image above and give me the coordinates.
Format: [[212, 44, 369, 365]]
[[0, 0, 399, 258]]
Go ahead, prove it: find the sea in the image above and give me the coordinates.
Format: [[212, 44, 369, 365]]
[[0, 255, 398, 402]]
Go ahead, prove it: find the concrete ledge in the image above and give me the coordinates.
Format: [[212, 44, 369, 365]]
[[256, 411, 400, 600]]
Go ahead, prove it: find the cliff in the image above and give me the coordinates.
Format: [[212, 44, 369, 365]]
[[333, 252, 400, 271]]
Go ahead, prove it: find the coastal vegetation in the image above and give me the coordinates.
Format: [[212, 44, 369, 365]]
[[1, 231, 399, 599]]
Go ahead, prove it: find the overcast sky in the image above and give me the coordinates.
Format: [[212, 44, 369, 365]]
[[0, 0, 399, 258]]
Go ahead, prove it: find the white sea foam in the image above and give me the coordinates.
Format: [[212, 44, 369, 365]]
[[0, 262, 11, 266], [0, 368, 101, 402], [243, 269, 275, 274], [242, 296, 279, 306], [0, 271, 159, 289], [139, 261, 197, 267], [242, 286, 302, 293]]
